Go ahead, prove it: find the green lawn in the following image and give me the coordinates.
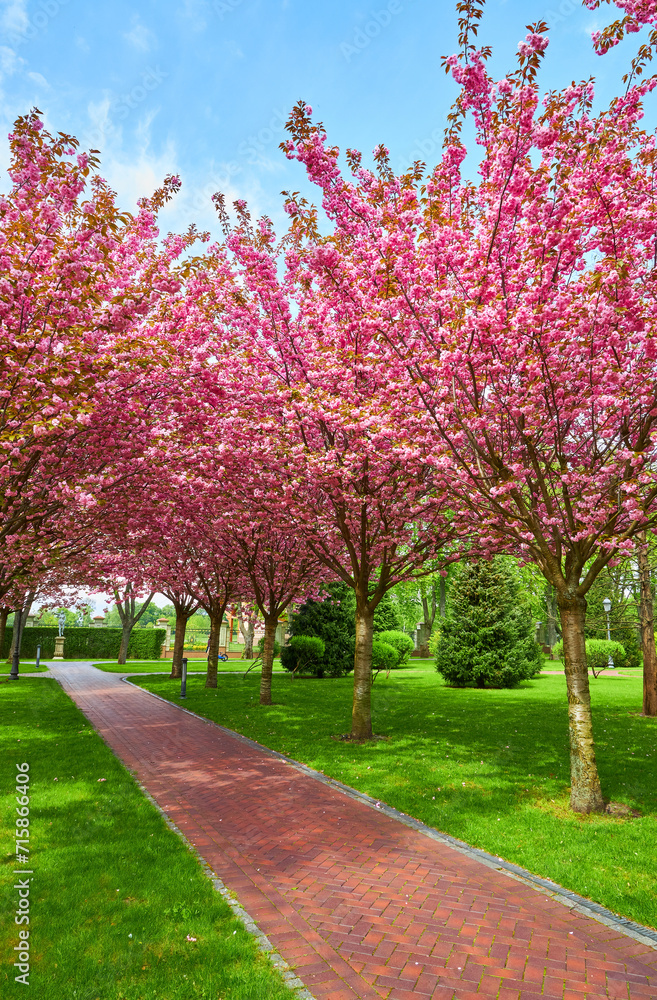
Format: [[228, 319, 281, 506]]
[[0, 662, 49, 674], [0, 677, 299, 1000], [134, 660, 657, 931], [94, 659, 288, 674]]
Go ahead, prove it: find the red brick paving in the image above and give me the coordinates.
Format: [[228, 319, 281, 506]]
[[50, 663, 657, 1000]]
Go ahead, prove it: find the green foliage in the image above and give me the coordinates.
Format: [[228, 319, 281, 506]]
[[185, 611, 210, 631], [280, 635, 326, 675], [104, 601, 166, 629], [2, 626, 165, 660], [584, 570, 641, 668], [372, 592, 402, 633], [376, 630, 414, 666], [127, 629, 166, 660], [435, 558, 542, 689], [553, 638, 626, 674], [428, 625, 441, 657], [371, 638, 397, 674], [387, 580, 422, 632], [34, 605, 93, 627], [256, 635, 281, 659], [287, 584, 355, 677]]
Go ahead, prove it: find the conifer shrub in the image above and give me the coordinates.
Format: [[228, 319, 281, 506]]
[[435, 558, 542, 688]]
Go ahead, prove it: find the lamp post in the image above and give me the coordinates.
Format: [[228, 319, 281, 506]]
[[602, 597, 614, 669]]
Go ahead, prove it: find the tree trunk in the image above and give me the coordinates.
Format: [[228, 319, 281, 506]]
[[114, 588, 155, 664], [546, 586, 559, 652], [17, 592, 34, 655], [170, 609, 191, 679], [6, 594, 30, 663], [418, 582, 438, 658], [351, 600, 374, 739], [557, 593, 605, 813], [205, 612, 221, 689], [118, 621, 131, 664], [259, 613, 278, 706], [6, 613, 18, 663], [0, 606, 8, 657], [238, 604, 255, 659], [637, 531, 657, 717], [439, 577, 446, 617]]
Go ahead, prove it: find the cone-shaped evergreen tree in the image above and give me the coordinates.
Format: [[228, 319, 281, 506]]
[[436, 558, 542, 688]]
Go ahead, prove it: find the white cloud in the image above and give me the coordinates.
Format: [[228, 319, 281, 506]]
[[124, 17, 155, 52], [0, 45, 23, 76], [0, 0, 28, 36], [95, 133, 180, 218], [27, 70, 48, 88], [178, 0, 208, 32]]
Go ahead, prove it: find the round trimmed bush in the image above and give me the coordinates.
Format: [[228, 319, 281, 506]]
[[375, 630, 414, 666], [280, 635, 325, 676], [371, 639, 397, 674]]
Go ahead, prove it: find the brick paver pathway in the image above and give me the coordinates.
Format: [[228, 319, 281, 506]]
[[49, 662, 656, 1000]]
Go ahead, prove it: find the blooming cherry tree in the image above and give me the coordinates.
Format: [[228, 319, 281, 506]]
[[278, 5, 657, 806]]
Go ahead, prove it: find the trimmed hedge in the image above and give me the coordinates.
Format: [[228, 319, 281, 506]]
[[2, 626, 165, 660]]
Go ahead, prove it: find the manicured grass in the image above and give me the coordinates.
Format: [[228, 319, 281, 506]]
[[0, 677, 298, 1000], [0, 662, 49, 674], [94, 660, 208, 673], [134, 661, 657, 930], [94, 659, 288, 674]]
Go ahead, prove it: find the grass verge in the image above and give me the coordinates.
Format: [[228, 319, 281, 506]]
[[0, 677, 299, 1000], [94, 660, 287, 674], [0, 663, 49, 674], [134, 660, 657, 930]]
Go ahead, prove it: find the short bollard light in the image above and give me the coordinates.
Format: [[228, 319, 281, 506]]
[[181, 657, 188, 699], [35, 644, 41, 670], [602, 597, 614, 669]]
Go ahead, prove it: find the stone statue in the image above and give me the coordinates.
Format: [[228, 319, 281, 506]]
[[57, 611, 66, 637]]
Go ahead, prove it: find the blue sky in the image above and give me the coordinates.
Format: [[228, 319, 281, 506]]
[[1, 0, 655, 239]]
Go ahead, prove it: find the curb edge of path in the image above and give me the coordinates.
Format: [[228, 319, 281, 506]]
[[123, 674, 657, 956]]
